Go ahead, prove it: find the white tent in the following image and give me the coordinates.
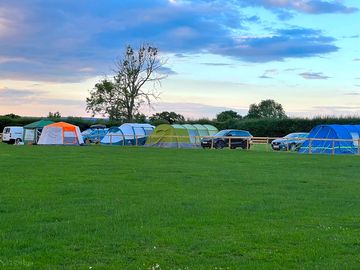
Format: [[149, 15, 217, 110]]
[[101, 123, 154, 145], [38, 122, 84, 145]]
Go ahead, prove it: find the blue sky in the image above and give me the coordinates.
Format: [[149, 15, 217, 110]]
[[0, 0, 359, 118]]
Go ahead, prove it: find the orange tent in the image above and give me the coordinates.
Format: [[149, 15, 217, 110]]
[[38, 122, 84, 145]]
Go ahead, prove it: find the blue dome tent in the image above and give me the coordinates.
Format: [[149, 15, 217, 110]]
[[299, 125, 360, 154]]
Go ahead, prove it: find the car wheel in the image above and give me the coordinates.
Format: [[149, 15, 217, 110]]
[[240, 141, 249, 149], [215, 140, 225, 149], [289, 143, 297, 151]]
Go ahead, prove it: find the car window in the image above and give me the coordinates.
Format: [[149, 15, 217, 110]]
[[230, 130, 250, 137], [285, 133, 308, 139], [214, 130, 229, 136], [284, 133, 298, 138]]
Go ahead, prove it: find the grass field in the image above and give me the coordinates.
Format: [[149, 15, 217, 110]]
[[1, 144, 360, 269]]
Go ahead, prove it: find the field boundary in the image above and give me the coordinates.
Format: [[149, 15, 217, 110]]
[[2, 132, 360, 156]]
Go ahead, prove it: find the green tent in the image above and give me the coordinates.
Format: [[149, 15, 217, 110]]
[[146, 124, 218, 148], [23, 119, 54, 144]]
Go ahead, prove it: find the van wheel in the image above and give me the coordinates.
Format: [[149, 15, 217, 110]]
[[15, 138, 22, 144]]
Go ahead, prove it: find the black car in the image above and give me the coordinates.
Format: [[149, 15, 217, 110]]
[[271, 132, 309, 151], [201, 129, 253, 149]]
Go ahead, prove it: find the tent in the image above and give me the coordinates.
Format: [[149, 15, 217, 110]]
[[145, 124, 218, 148], [23, 119, 54, 144], [38, 122, 84, 145], [101, 123, 154, 145], [299, 124, 360, 154]]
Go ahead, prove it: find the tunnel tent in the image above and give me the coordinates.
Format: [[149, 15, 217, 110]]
[[38, 122, 84, 145], [101, 126, 123, 145], [181, 124, 218, 144], [23, 119, 54, 144], [192, 124, 209, 136], [203, 124, 219, 135], [101, 123, 154, 145], [145, 124, 191, 148], [182, 124, 198, 143], [299, 124, 360, 154], [145, 124, 218, 148], [193, 124, 215, 143]]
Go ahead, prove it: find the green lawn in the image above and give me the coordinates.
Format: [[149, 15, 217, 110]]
[[0, 144, 360, 269]]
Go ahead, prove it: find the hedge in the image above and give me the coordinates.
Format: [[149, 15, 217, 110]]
[[1, 115, 360, 138]]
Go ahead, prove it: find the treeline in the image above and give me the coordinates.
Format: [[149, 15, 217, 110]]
[[218, 117, 360, 137], [1, 114, 360, 137], [0, 115, 106, 132]]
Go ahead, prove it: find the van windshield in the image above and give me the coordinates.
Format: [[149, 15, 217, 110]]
[[4, 128, 10, 133]]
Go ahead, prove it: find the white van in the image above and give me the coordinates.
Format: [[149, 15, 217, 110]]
[[2, 126, 24, 144]]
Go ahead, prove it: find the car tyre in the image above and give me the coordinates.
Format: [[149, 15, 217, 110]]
[[215, 140, 225, 149], [289, 143, 297, 151], [240, 141, 250, 149]]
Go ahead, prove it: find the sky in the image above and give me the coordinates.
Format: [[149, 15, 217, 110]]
[[0, 0, 359, 119]]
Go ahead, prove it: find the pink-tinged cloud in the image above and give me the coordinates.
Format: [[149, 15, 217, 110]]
[[241, 0, 358, 14]]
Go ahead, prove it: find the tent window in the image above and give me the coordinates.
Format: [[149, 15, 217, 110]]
[[64, 131, 78, 144]]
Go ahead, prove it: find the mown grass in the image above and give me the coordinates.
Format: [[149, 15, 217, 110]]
[[0, 144, 360, 269]]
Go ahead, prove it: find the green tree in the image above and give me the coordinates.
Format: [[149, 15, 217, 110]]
[[247, 99, 286, 119], [48, 111, 61, 119], [133, 113, 147, 123], [4, 113, 21, 119], [86, 44, 165, 121], [149, 111, 185, 124], [216, 110, 242, 122]]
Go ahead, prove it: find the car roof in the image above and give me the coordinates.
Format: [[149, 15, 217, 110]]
[[288, 132, 309, 135], [220, 129, 253, 136], [221, 129, 250, 132]]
